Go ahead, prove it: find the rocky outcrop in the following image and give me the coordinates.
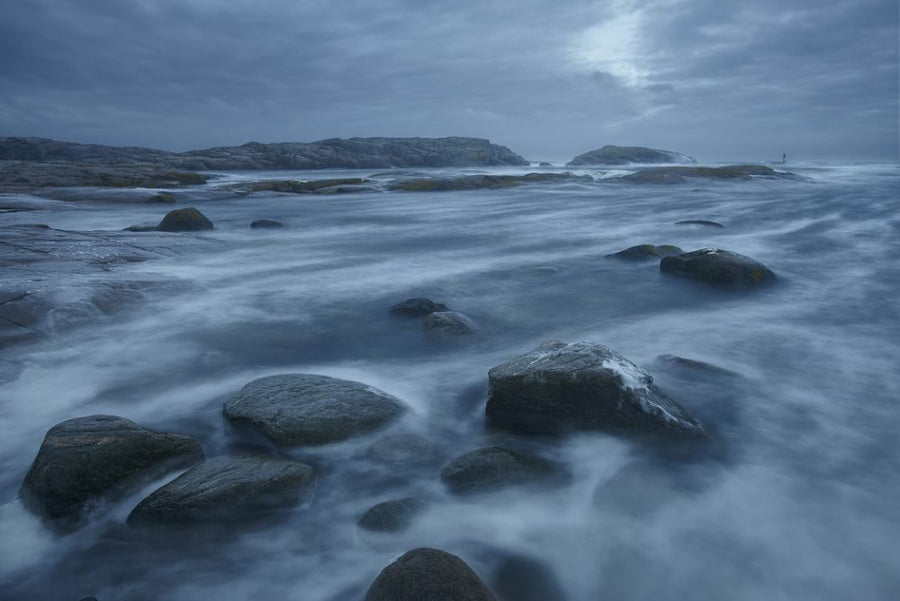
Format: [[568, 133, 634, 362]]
[[621, 164, 794, 184], [358, 497, 426, 533], [422, 311, 479, 341], [389, 172, 591, 192], [607, 244, 683, 261], [127, 455, 315, 526], [389, 298, 449, 317], [365, 548, 496, 601], [0, 161, 209, 190], [223, 374, 407, 446], [659, 248, 776, 287], [156, 207, 214, 232], [440, 447, 562, 495], [0, 136, 527, 171], [567, 145, 696, 166], [485, 341, 707, 440], [19, 415, 203, 531]]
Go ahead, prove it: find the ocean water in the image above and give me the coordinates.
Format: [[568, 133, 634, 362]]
[[0, 162, 898, 600]]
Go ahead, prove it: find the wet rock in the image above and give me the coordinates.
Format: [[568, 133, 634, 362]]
[[20, 415, 203, 532], [358, 497, 426, 533], [675, 219, 724, 228], [123, 223, 158, 232], [250, 219, 284, 229], [223, 374, 407, 446], [607, 244, 683, 261], [440, 447, 562, 495], [660, 248, 776, 288], [655, 354, 740, 379], [367, 433, 440, 467], [492, 554, 566, 601], [538, 161, 553, 167], [621, 164, 794, 184], [389, 298, 449, 317], [485, 341, 707, 440], [156, 207, 214, 232], [422, 311, 479, 341], [389, 172, 591, 192], [147, 191, 176, 203], [127, 455, 315, 526], [567, 145, 696, 166], [365, 547, 496, 601]]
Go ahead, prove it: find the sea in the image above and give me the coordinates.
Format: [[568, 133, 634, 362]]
[[0, 161, 898, 600]]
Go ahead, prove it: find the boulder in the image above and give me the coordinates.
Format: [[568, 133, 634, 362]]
[[365, 547, 496, 601], [156, 207, 214, 232], [607, 244, 683, 261], [659, 248, 776, 287], [440, 447, 562, 495], [19, 415, 203, 531], [389, 298, 449, 317], [422, 311, 479, 341], [567, 145, 696, 166], [367, 433, 440, 467], [358, 497, 425, 533], [485, 341, 707, 440], [222, 374, 407, 446], [127, 455, 315, 526], [250, 219, 284, 229]]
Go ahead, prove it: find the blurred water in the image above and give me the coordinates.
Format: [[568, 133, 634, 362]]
[[1, 162, 898, 600]]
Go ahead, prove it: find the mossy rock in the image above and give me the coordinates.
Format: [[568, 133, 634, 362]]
[[156, 207, 214, 232]]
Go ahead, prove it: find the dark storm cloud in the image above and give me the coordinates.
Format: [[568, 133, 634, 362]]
[[0, 0, 896, 160]]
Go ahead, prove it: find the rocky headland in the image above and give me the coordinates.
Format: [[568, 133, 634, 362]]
[[567, 144, 696, 166]]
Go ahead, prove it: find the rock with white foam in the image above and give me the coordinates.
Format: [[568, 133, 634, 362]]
[[485, 341, 707, 441]]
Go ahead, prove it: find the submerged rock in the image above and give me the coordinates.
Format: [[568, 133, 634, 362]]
[[607, 244, 683, 261], [358, 497, 426, 533], [422, 311, 479, 340], [367, 433, 440, 467], [485, 341, 707, 440], [389, 298, 449, 317], [389, 172, 591, 192], [365, 547, 496, 601], [622, 164, 791, 184], [567, 145, 696, 166], [20, 415, 203, 532], [222, 374, 407, 446], [250, 219, 284, 229], [655, 354, 741, 379], [127, 455, 315, 526], [675, 219, 725, 228], [156, 207, 214, 232], [659, 248, 776, 288], [440, 447, 562, 495], [492, 554, 567, 601]]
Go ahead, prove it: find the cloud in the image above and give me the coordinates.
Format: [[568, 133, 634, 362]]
[[0, 0, 896, 160]]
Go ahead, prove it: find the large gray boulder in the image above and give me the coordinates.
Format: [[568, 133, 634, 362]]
[[440, 447, 562, 495], [485, 341, 707, 440], [127, 455, 315, 526], [365, 547, 496, 601], [659, 248, 776, 287], [223, 374, 407, 446], [567, 145, 695, 166], [20, 415, 203, 531]]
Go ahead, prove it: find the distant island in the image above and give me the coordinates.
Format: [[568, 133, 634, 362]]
[[0, 136, 528, 170], [566, 145, 696, 166]]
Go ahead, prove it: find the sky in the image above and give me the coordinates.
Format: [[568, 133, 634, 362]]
[[0, 0, 897, 162]]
